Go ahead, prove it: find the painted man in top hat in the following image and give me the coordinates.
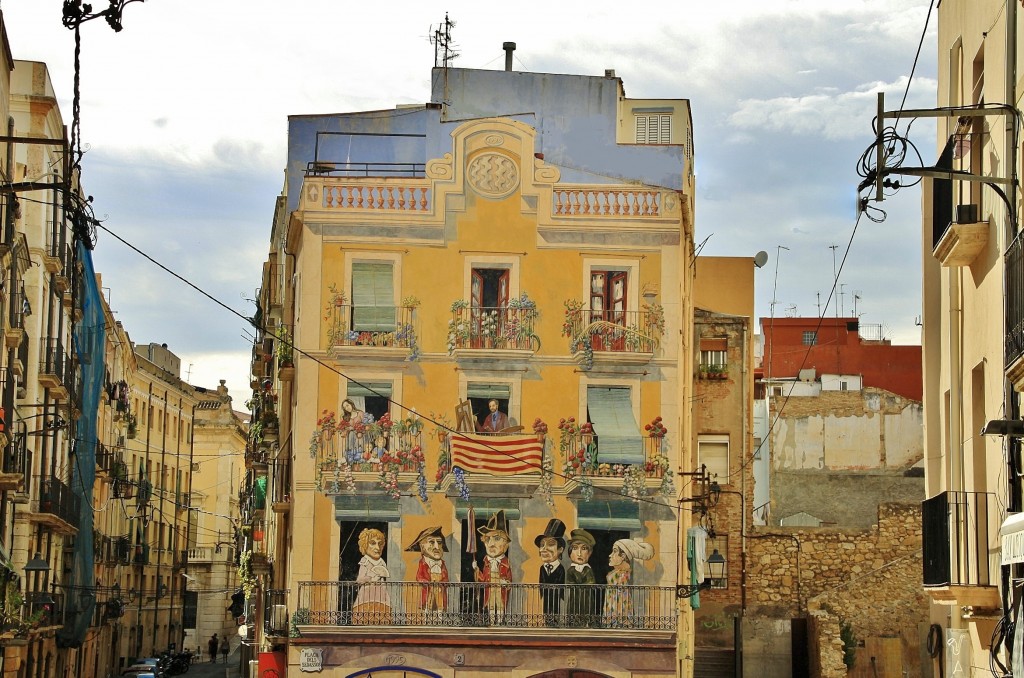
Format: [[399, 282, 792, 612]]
[[565, 528, 597, 627], [406, 526, 449, 620], [535, 518, 567, 626], [472, 510, 513, 624]]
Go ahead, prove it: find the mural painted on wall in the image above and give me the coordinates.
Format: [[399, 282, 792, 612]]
[[309, 402, 675, 505], [294, 512, 675, 634]]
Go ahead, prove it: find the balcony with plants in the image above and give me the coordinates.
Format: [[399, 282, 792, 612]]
[[697, 363, 729, 380], [562, 300, 665, 370], [309, 410, 426, 500], [325, 286, 420, 361], [556, 416, 673, 502], [447, 294, 540, 357]]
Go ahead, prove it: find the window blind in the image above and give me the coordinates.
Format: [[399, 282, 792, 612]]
[[351, 262, 396, 331], [587, 386, 643, 465]]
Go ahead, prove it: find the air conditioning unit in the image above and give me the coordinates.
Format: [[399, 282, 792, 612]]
[[270, 604, 288, 630]]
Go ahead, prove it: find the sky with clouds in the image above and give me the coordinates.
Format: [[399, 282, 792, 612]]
[[0, 0, 937, 395]]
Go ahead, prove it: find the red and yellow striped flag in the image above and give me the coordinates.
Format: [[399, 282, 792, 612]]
[[450, 434, 543, 475]]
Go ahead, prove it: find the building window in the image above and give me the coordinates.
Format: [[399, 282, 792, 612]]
[[467, 382, 512, 431], [590, 271, 627, 324], [586, 386, 643, 465], [346, 381, 393, 422], [351, 261, 396, 332], [802, 331, 817, 346], [697, 435, 729, 481], [635, 114, 671, 144]]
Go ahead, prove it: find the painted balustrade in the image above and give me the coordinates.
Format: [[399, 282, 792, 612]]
[[317, 183, 433, 212], [552, 188, 662, 217]]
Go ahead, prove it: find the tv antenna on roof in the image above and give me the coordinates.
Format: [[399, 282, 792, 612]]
[[430, 14, 458, 68]]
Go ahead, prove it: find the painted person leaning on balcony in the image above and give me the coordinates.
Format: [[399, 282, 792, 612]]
[[352, 528, 391, 624], [536, 518, 567, 626], [472, 511, 513, 625], [406, 526, 450, 622], [601, 538, 654, 628], [477, 399, 509, 433], [565, 528, 597, 627]]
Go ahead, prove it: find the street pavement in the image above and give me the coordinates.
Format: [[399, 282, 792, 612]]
[[176, 645, 241, 678]]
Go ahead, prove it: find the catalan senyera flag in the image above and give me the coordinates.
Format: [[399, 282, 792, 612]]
[[450, 434, 543, 475]]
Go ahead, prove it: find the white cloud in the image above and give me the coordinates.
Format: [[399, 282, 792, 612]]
[[728, 76, 938, 140]]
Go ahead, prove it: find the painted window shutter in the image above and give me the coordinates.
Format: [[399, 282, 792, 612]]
[[587, 386, 643, 465], [351, 262, 395, 331]]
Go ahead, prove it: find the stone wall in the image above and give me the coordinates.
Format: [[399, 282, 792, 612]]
[[745, 503, 928, 677]]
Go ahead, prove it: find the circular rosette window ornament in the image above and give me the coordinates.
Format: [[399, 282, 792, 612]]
[[466, 152, 520, 199]]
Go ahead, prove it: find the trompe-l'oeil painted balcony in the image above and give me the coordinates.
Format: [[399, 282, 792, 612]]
[[448, 300, 539, 358], [326, 305, 418, 361], [557, 420, 674, 502], [294, 580, 676, 638], [562, 303, 665, 369], [310, 413, 426, 499]]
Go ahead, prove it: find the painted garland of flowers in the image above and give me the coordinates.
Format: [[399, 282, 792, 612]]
[[558, 417, 595, 501], [533, 418, 554, 507]]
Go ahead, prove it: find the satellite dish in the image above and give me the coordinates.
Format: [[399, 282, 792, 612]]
[[754, 251, 769, 268]]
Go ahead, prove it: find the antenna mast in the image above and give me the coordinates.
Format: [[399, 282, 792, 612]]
[[431, 14, 458, 68]]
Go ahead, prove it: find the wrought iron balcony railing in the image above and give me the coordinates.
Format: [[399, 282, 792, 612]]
[[923, 490, 994, 588], [326, 304, 417, 351], [38, 338, 70, 391], [296, 580, 676, 631], [33, 476, 81, 529], [449, 305, 539, 352], [264, 589, 289, 636], [563, 306, 664, 358], [1007, 232, 1024, 366]]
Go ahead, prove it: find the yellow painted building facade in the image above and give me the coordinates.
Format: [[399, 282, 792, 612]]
[[247, 67, 703, 676]]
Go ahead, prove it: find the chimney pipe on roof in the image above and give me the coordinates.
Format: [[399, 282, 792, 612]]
[[503, 42, 516, 71]]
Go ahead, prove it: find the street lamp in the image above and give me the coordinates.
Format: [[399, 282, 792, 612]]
[[23, 552, 49, 574], [706, 549, 726, 588]]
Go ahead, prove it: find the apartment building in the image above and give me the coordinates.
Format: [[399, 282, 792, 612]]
[[917, 1, 1024, 674], [245, 59, 702, 676]]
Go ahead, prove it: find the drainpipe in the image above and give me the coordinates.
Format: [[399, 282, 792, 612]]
[[948, 268, 962, 494]]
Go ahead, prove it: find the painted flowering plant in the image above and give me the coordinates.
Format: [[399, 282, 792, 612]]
[[645, 416, 667, 439]]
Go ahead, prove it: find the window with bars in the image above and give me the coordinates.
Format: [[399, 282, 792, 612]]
[[802, 331, 817, 346], [635, 114, 671, 144]]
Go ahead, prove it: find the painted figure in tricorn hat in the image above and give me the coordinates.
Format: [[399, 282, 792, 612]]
[[535, 518, 566, 625], [406, 526, 449, 617], [472, 510, 513, 624]]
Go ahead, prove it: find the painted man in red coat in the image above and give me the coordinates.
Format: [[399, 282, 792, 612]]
[[406, 526, 449, 620], [472, 510, 513, 625], [477, 399, 510, 433]]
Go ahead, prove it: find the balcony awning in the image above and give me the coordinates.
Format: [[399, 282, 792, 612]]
[[1000, 512, 1024, 565], [577, 500, 641, 532], [333, 495, 401, 523]]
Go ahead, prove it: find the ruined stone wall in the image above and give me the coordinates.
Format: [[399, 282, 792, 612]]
[[745, 503, 928, 677]]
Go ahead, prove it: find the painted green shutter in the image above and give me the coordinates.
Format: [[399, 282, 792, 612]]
[[587, 386, 643, 465], [351, 262, 395, 331]]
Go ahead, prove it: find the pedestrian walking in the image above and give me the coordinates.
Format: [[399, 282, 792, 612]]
[[207, 634, 218, 663], [220, 636, 229, 663]]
